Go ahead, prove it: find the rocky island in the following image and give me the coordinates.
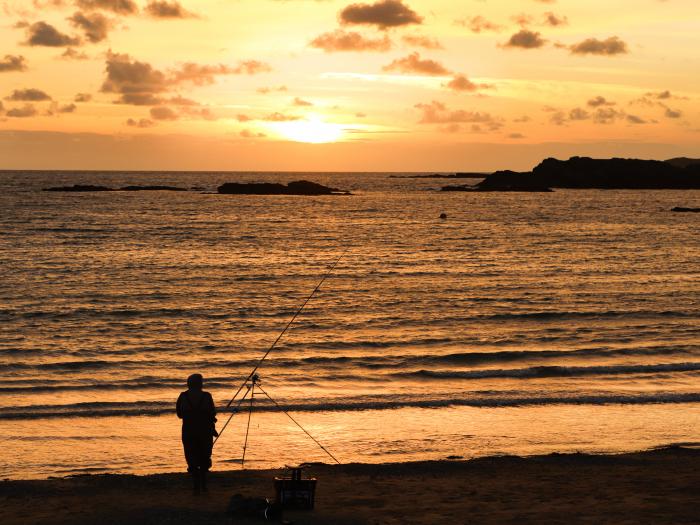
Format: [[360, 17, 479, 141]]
[[442, 157, 700, 192], [217, 180, 351, 195]]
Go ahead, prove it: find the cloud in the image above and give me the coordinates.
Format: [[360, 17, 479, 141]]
[[0, 55, 28, 72], [568, 107, 589, 120], [58, 103, 77, 113], [511, 13, 533, 27], [444, 74, 477, 92], [61, 48, 89, 60], [508, 132, 525, 139], [150, 106, 178, 120], [6, 104, 38, 117], [587, 96, 615, 107], [443, 74, 492, 92], [257, 85, 287, 94], [23, 21, 81, 47], [235, 114, 252, 122], [664, 107, 682, 119], [168, 95, 199, 106], [545, 105, 627, 125], [630, 90, 688, 110], [75, 0, 138, 15], [645, 90, 687, 100], [240, 129, 265, 138], [126, 117, 155, 128], [502, 30, 547, 49], [101, 52, 169, 105], [293, 97, 313, 106], [180, 106, 217, 120], [68, 11, 112, 43], [101, 53, 270, 105], [626, 114, 646, 124], [339, 0, 423, 30], [592, 107, 624, 124], [171, 61, 271, 84], [549, 111, 566, 126], [570, 36, 628, 56], [32, 0, 68, 9], [382, 52, 450, 75], [310, 30, 392, 52], [144, 1, 196, 19], [6, 88, 52, 101], [263, 112, 301, 121], [455, 16, 503, 33], [414, 100, 503, 132], [401, 34, 442, 49], [74, 93, 92, 102], [542, 12, 568, 26]]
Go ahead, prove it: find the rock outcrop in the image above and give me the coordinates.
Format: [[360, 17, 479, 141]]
[[447, 156, 700, 192], [217, 180, 351, 195], [441, 170, 552, 192]]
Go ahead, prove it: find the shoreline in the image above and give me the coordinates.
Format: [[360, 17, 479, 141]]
[[3, 446, 698, 524]]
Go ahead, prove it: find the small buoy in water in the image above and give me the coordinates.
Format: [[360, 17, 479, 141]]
[[439, 213, 447, 220]]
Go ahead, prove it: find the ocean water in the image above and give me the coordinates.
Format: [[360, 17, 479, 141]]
[[0, 171, 698, 480]]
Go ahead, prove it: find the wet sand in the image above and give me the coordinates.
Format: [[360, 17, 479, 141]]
[[2, 447, 698, 524]]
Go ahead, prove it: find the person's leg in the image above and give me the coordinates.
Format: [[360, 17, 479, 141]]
[[183, 435, 201, 493], [200, 468, 207, 492], [199, 435, 213, 492]]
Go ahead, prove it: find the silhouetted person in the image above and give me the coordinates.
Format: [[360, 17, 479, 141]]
[[176, 373, 218, 493]]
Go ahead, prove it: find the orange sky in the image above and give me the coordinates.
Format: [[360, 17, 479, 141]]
[[0, 0, 698, 171]]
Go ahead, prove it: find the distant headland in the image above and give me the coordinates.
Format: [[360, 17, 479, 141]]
[[442, 156, 700, 192]]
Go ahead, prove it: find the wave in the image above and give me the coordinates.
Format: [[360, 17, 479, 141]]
[[2, 306, 695, 323], [398, 362, 700, 381], [2, 347, 699, 382], [483, 309, 694, 321], [2, 392, 699, 420]]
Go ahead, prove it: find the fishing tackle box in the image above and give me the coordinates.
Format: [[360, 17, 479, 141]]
[[273, 465, 317, 509]]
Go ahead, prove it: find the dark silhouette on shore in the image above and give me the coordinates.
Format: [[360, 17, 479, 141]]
[[217, 180, 351, 195], [176, 374, 217, 494], [391, 173, 488, 179], [441, 156, 700, 192]]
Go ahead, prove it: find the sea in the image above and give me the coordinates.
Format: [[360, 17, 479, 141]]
[[1, 171, 698, 480]]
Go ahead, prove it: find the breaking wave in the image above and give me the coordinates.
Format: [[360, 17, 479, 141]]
[[2, 392, 699, 420]]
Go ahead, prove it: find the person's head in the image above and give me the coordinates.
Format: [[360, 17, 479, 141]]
[[187, 373, 203, 391]]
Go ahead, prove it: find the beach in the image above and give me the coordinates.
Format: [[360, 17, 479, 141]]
[[2, 447, 698, 524]]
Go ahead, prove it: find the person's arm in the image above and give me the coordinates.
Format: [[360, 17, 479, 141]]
[[176, 393, 184, 419], [207, 393, 217, 420]]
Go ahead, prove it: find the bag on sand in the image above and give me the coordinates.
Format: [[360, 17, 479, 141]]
[[226, 494, 283, 521]]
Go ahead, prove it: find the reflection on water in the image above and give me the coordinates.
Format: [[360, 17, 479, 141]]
[[0, 171, 698, 479]]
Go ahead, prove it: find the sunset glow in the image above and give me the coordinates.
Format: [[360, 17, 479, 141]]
[[273, 116, 345, 144], [0, 0, 698, 170]]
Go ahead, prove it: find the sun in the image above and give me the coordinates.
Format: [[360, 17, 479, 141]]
[[273, 116, 344, 144]]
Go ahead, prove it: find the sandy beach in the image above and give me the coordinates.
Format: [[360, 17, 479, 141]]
[[2, 446, 698, 524]]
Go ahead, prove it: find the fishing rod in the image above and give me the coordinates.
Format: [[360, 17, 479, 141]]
[[214, 247, 348, 446]]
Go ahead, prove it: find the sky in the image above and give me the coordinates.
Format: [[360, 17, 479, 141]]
[[0, 0, 698, 171]]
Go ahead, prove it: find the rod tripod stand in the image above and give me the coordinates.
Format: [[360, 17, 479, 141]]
[[234, 373, 339, 467]]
